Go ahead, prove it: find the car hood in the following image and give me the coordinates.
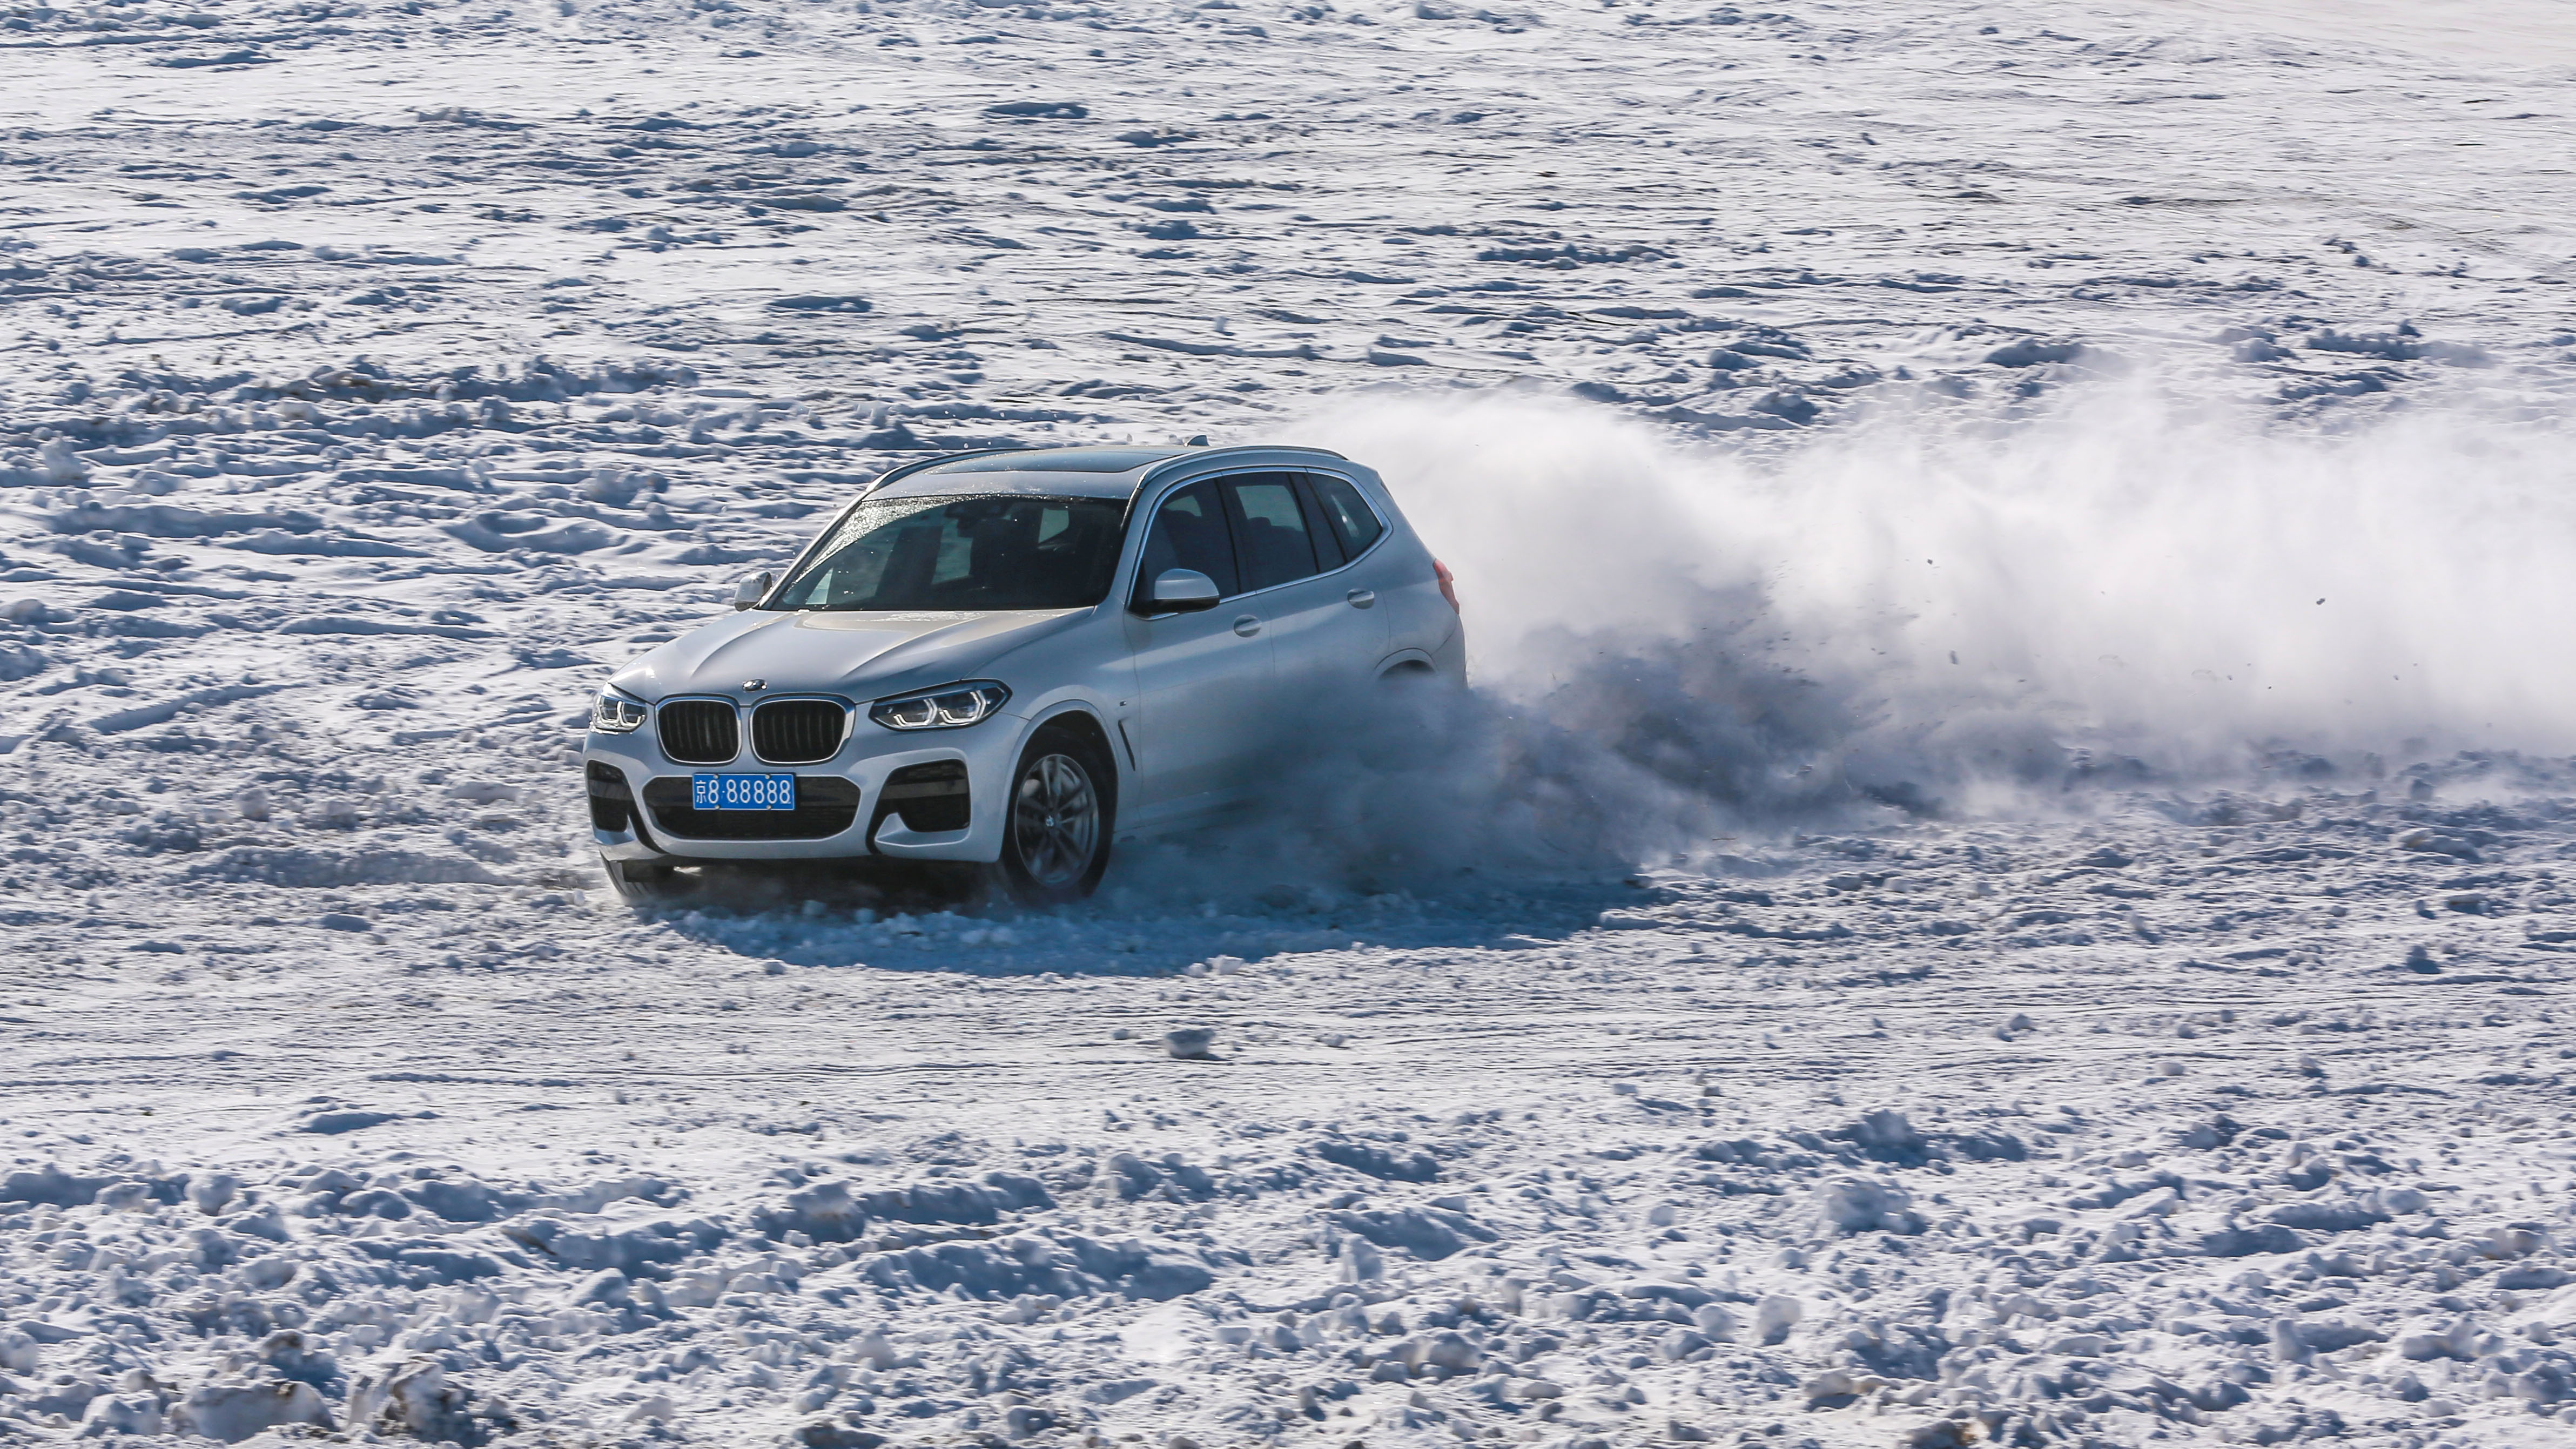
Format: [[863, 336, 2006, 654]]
[[608, 608, 1090, 702]]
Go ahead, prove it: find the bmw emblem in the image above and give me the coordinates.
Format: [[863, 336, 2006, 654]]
[[744, 679, 766, 692]]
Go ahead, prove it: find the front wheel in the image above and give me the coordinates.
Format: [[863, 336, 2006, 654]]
[[993, 725, 1114, 905]]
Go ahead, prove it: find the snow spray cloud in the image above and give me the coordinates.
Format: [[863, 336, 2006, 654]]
[[1189, 382, 2576, 873]]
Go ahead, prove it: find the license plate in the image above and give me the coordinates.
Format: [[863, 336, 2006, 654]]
[[692, 773, 797, 811]]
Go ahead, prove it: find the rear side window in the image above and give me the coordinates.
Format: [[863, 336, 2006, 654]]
[[1296, 475, 1346, 570], [1309, 474, 1385, 560], [1135, 480, 1239, 603], [1222, 474, 1320, 592]]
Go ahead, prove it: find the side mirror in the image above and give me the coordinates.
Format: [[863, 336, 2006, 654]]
[[1140, 568, 1221, 615], [732, 572, 774, 611]]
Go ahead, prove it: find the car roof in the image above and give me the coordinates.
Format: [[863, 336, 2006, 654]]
[[867, 444, 1349, 501]]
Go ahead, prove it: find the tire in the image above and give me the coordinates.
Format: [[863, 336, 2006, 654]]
[[993, 724, 1114, 906], [604, 857, 682, 904]]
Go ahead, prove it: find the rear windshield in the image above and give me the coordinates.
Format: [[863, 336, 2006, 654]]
[[768, 495, 1126, 612]]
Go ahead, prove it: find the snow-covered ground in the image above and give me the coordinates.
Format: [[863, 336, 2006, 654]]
[[5, 0, 2576, 1445]]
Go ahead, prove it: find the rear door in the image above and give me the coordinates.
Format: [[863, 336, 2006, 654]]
[[1309, 470, 1430, 665], [1221, 474, 1386, 714], [1120, 478, 1275, 821]]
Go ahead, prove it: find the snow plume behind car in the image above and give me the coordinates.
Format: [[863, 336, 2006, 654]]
[[1115, 643, 1858, 898], [1290, 384, 2576, 835]]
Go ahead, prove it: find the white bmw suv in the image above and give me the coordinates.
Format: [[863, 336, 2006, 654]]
[[583, 444, 1465, 903]]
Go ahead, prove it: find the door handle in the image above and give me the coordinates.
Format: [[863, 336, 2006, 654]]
[[1232, 614, 1261, 637], [1346, 589, 1376, 609]]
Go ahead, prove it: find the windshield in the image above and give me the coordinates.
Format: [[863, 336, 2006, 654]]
[[768, 494, 1126, 612]]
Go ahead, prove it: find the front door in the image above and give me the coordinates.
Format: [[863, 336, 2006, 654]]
[[1120, 478, 1275, 823]]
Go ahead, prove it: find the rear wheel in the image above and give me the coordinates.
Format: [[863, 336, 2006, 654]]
[[604, 857, 682, 904], [993, 725, 1114, 905]]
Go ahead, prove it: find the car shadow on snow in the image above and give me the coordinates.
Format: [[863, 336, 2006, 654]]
[[619, 846, 1640, 980]]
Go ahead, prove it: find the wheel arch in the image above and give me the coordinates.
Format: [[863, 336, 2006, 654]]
[[1025, 705, 1121, 814]]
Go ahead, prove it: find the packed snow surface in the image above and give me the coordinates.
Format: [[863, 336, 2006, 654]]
[[4, 0, 2576, 1446]]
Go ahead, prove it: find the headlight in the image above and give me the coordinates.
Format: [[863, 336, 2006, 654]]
[[868, 680, 1010, 731], [592, 690, 648, 733]]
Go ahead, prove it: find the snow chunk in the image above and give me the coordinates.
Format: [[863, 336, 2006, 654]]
[[854, 1230, 1213, 1300], [756, 1172, 1053, 1242], [1328, 1204, 1497, 1261], [170, 1378, 333, 1442], [348, 1356, 514, 1445], [0, 1164, 109, 1207], [1311, 1136, 1441, 1182], [1815, 1177, 1923, 1235]]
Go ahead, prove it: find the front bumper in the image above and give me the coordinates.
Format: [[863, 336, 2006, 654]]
[[583, 715, 1028, 864]]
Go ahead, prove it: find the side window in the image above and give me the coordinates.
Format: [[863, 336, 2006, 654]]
[[1309, 474, 1385, 560], [1135, 480, 1239, 605], [1296, 475, 1346, 570], [1221, 474, 1320, 592]]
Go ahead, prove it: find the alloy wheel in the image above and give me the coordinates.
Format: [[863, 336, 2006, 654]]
[[1013, 752, 1098, 888]]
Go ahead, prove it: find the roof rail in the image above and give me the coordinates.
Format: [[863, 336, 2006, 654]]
[[863, 442, 1348, 496], [862, 446, 1030, 493], [1137, 443, 1348, 488]]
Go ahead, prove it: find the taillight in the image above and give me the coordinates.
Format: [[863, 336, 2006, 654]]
[[1434, 559, 1459, 614]]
